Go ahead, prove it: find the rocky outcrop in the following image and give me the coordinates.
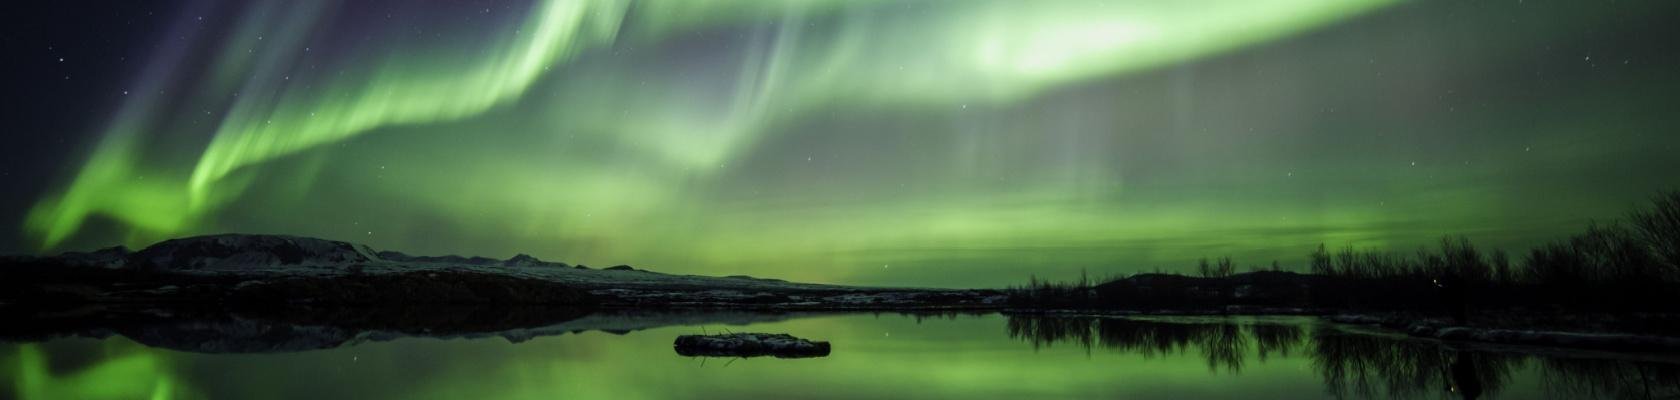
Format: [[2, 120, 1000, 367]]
[[674, 333, 831, 358]]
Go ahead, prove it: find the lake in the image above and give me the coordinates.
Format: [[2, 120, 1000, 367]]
[[5, 312, 1677, 399]]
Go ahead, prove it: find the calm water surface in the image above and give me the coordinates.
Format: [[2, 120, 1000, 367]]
[[5, 313, 1677, 399]]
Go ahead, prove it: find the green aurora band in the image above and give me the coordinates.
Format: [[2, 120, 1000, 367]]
[[21, 0, 1680, 286]]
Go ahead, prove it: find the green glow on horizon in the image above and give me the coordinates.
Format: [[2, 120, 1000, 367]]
[[21, 0, 1680, 286], [32, 0, 1396, 249]]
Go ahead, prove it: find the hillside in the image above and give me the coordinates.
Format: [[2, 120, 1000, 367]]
[[0, 234, 1004, 309]]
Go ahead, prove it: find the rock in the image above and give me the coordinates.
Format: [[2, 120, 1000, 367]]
[[673, 333, 831, 358], [606, 265, 635, 271]]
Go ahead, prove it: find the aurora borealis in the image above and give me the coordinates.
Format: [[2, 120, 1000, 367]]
[[6, 0, 1679, 287]]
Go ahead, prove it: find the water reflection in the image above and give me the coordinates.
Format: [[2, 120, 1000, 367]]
[[5, 343, 184, 400], [5, 312, 1680, 399], [1006, 315, 1680, 399], [1307, 326, 1520, 399]]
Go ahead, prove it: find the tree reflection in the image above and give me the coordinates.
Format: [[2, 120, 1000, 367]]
[[1008, 316, 1680, 399], [1310, 326, 1679, 400], [1250, 323, 1300, 361], [1307, 328, 1504, 398], [1538, 358, 1680, 400], [1005, 316, 1301, 373]]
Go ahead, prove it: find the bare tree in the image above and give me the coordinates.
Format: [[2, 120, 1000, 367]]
[[1629, 190, 1680, 276]]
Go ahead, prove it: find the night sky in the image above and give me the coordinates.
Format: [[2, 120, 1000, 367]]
[[4, 0, 1678, 287]]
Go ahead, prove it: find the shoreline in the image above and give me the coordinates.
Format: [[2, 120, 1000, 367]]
[[6, 233, 1678, 356], [8, 293, 1680, 356]]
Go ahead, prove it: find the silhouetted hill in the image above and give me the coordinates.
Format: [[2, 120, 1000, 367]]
[[1, 233, 1003, 310], [130, 234, 380, 270]]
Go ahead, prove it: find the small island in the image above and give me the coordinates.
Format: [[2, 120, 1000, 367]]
[[674, 333, 832, 358]]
